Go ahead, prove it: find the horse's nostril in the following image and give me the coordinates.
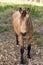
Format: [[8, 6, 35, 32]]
[[21, 32, 26, 36]]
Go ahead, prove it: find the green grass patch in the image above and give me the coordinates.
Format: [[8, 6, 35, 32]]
[[0, 26, 11, 32], [34, 31, 41, 38], [0, 3, 43, 16], [32, 17, 43, 25], [0, 3, 43, 25], [36, 41, 43, 47], [0, 4, 43, 24], [34, 21, 43, 25]]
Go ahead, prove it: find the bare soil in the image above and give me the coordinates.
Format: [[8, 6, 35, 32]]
[[0, 24, 43, 65]]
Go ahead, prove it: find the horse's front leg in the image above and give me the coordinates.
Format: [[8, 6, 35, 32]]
[[27, 38, 32, 58], [20, 46, 24, 64], [27, 44, 31, 58], [19, 35, 25, 64], [15, 34, 19, 46]]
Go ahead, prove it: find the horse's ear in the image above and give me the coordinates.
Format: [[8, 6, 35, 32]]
[[26, 8, 30, 14], [19, 7, 22, 13]]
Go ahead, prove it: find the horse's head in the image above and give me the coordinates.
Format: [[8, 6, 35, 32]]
[[19, 8, 30, 36], [19, 7, 30, 17]]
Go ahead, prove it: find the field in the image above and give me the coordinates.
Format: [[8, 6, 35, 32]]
[[0, 3, 43, 65]]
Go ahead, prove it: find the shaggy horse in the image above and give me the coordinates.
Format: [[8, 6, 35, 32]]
[[12, 8, 33, 64]]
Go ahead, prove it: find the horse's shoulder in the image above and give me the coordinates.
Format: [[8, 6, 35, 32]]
[[12, 11, 20, 19]]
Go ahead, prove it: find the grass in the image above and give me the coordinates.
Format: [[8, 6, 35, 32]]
[[36, 42, 43, 47], [33, 31, 43, 47], [0, 26, 12, 32], [34, 31, 41, 38], [0, 3, 43, 15], [0, 3, 43, 29]]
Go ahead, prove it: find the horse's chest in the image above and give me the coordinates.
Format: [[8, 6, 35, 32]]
[[14, 17, 21, 34], [20, 22, 26, 32]]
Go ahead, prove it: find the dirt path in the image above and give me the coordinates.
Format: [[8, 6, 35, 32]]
[[33, 24, 43, 35], [0, 31, 43, 65]]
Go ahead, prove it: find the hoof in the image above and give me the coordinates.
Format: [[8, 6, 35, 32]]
[[16, 44, 19, 47], [20, 61, 25, 65], [27, 55, 31, 59], [16, 45, 19, 47]]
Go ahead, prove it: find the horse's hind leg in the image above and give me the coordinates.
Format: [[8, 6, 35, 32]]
[[15, 34, 19, 46]]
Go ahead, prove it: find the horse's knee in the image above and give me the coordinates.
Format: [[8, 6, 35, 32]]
[[20, 47, 24, 54], [27, 44, 31, 50], [28, 39, 32, 46], [20, 41, 24, 54]]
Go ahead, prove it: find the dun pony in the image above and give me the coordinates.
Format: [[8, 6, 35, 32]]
[[12, 8, 33, 64]]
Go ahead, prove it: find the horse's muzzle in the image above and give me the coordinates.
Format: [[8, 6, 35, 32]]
[[20, 32, 26, 36]]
